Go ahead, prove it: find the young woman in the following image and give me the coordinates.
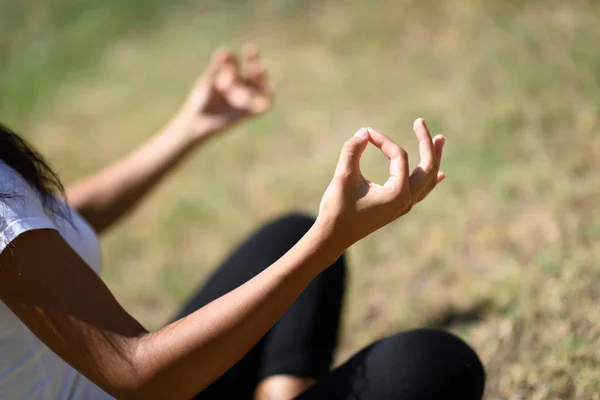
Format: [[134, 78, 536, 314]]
[[0, 46, 485, 399]]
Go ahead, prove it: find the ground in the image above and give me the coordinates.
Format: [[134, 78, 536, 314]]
[[2, 0, 600, 398]]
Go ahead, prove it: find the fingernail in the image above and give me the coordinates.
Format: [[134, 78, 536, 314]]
[[413, 118, 425, 130], [354, 128, 368, 138]]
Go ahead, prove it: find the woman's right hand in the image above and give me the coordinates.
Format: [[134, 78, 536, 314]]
[[316, 119, 445, 251]]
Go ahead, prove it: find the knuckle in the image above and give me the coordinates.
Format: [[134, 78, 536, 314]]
[[335, 169, 352, 183], [397, 147, 408, 159], [422, 162, 435, 174], [345, 137, 359, 146], [343, 139, 357, 152], [387, 143, 400, 156]]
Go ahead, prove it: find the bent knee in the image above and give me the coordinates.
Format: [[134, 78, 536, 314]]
[[381, 329, 486, 399], [260, 212, 345, 279]]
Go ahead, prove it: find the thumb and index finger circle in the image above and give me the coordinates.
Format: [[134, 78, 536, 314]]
[[335, 127, 410, 200], [335, 128, 370, 177], [366, 127, 409, 193]]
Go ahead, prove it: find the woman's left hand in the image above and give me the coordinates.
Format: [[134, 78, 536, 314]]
[[175, 44, 273, 142]]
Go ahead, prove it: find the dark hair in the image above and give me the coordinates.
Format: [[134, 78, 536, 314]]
[[0, 122, 65, 214]]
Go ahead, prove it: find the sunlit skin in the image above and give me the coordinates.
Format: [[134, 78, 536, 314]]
[[0, 45, 445, 400], [66, 45, 272, 234], [176, 44, 273, 141]]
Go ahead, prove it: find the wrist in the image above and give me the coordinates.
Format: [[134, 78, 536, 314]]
[[306, 217, 347, 264], [167, 111, 212, 146]]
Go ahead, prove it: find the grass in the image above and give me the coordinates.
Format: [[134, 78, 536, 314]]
[[2, 0, 600, 398]]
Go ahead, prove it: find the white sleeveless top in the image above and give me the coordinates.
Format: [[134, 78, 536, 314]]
[[0, 161, 113, 399]]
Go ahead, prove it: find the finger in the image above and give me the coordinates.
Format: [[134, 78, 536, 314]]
[[437, 171, 446, 183], [412, 139, 446, 202], [242, 43, 264, 86], [243, 43, 260, 62], [408, 118, 437, 200], [215, 51, 241, 91], [202, 47, 231, 83], [384, 146, 410, 192], [433, 134, 445, 171], [419, 171, 446, 200], [226, 51, 241, 77], [414, 118, 435, 171], [248, 63, 267, 90], [366, 127, 409, 192], [227, 84, 254, 109], [335, 128, 369, 178], [248, 93, 271, 114], [242, 44, 260, 76], [365, 127, 403, 160]]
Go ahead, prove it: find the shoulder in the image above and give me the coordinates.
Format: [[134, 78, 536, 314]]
[[0, 160, 58, 255], [0, 159, 43, 202]]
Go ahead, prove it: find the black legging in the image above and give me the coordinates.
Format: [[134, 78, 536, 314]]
[[174, 214, 486, 399]]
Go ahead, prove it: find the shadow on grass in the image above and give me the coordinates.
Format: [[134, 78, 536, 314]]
[[422, 299, 497, 330]]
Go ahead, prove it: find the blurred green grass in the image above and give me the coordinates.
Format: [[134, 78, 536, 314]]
[[2, 0, 600, 398]]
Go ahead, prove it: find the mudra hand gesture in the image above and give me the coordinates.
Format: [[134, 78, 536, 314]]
[[317, 119, 446, 250], [175, 44, 273, 141]]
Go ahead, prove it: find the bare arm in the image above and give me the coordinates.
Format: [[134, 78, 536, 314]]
[[0, 225, 338, 399], [65, 119, 204, 234], [66, 46, 272, 234], [0, 121, 444, 399]]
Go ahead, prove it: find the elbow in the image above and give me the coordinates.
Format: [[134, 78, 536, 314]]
[[88, 346, 177, 399], [99, 356, 195, 400], [104, 380, 171, 400], [110, 379, 196, 400], [99, 334, 210, 399], [98, 376, 154, 400]]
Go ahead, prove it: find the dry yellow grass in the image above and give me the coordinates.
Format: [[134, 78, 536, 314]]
[[4, 0, 600, 398]]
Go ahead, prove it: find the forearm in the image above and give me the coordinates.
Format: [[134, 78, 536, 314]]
[[2, 224, 341, 399], [131, 222, 340, 399], [65, 117, 206, 233]]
